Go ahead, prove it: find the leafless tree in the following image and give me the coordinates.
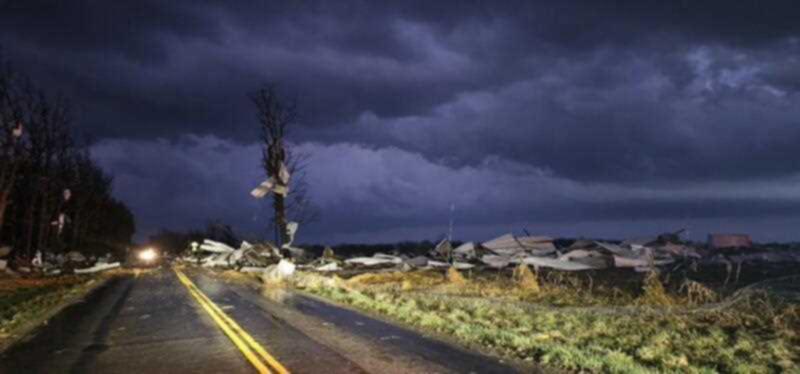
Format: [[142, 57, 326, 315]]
[[251, 85, 294, 244], [250, 85, 318, 244], [283, 150, 320, 227], [0, 52, 135, 260], [0, 57, 24, 232]]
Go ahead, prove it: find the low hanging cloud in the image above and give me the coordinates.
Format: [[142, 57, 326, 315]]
[[91, 136, 800, 243]]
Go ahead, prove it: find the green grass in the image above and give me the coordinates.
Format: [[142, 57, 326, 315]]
[[292, 271, 800, 373]]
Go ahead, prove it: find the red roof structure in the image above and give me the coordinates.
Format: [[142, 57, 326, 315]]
[[708, 234, 753, 249]]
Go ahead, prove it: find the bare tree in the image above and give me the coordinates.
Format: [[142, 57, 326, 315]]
[[0, 52, 136, 260], [251, 85, 296, 245], [283, 150, 320, 227], [0, 57, 24, 233]]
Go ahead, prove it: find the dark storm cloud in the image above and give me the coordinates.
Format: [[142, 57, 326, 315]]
[[4, 1, 800, 241], [349, 48, 800, 184], [1, 0, 218, 63], [3, 1, 799, 140]]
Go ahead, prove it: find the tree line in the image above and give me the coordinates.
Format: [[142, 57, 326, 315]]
[[0, 54, 135, 261]]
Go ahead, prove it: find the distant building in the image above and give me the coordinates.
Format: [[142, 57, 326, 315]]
[[708, 234, 753, 249]]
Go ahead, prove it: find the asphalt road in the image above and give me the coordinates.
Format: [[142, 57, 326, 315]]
[[0, 267, 523, 374]]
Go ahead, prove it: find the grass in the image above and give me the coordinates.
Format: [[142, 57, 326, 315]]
[[0, 272, 117, 345], [290, 269, 800, 373]]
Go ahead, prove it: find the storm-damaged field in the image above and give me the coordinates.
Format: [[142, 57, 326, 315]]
[[184, 229, 800, 373], [285, 265, 799, 373]]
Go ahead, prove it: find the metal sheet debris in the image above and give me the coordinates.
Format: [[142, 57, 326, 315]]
[[200, 239, 235, 253], [251, 177, 276, 199], [74, 262, 120, 274], [482, 234, 556, 256], [521, 256, 598, 271], [345, 257, 400, 267], [185, 227, 800, 281], [452, 242, 476, 259]]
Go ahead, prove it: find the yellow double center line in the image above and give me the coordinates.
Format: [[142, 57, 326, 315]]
[[174, 267, 290, 374]]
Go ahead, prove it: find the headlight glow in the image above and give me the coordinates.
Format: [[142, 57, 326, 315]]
[[138, 248, 158, 262]]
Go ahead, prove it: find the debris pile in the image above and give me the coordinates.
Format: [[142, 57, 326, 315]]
[[301, 229, 798, 274], [186, 219, 312, 279], [192, 227, 800, 279], [73, 259, 121, 274], [194, 239, 282, 269], [0, 245, 121, 276]]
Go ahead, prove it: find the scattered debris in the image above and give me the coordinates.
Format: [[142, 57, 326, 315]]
[[74, 262, 120, 274], [315, 262, 339, 272], [426, 260, 450, 269], [189, 227, 799, 282], [200, 239, 236, 253], [481, 254, 511, 269], [251, 161, 292, 198], [521, 256, 598, 271], [261, 259, 296, 284], [452, 262, 475, 270], [65, 251, 86, 263], [452, 242, 476, 260], [430, 239, 453, 259], [405, 256, 429, 267], [12, 122, 23, 138], [482, 234, 556, 257], [346, 255, 402, 267]]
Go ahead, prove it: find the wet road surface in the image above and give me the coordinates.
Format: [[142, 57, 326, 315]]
[[0, 267, 523, 373]]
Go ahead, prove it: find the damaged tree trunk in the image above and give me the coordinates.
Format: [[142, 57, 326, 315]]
[[251, 85, 296, 246], [273, 192, 287, 244], [268, 141, 288, 245], [0, 127, 23, 236]]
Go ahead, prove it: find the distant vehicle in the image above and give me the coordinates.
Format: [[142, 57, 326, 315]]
[[127, 247, 163, 268]]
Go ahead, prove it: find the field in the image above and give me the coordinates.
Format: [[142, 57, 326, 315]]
[[289, 264, 800, 373]]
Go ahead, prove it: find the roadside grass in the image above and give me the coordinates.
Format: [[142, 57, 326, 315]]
[[292, 269, 800, 373], [0, 272, 120, 344]]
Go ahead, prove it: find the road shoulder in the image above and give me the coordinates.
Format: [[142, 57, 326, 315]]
[[0, 271, 121, 353]]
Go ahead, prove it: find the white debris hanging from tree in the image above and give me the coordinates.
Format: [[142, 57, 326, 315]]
[[250, 161, 291, 199]]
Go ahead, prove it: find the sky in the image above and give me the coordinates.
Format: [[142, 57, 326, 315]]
[[2, 1, 800, 244]]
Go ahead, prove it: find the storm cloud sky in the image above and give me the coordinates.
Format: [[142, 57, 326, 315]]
[[3, 1, 800, 243]]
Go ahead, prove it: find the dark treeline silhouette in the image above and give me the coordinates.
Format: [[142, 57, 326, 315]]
[[0, 53, 135, 261]]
